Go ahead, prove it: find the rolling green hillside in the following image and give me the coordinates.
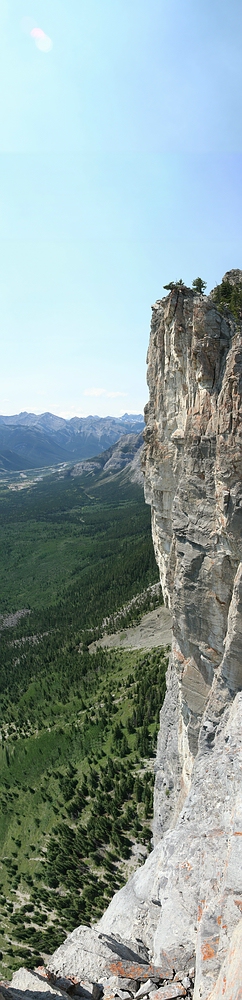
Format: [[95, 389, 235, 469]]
[[0, 465, 168, 976]]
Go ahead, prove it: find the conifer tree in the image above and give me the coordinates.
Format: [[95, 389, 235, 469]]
[[192, 277, 207, 294]]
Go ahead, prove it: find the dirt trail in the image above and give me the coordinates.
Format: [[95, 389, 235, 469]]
[[89, 605, 172, 653]]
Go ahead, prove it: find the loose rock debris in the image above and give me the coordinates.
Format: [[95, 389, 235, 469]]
[[0, 955, 194, 1000]]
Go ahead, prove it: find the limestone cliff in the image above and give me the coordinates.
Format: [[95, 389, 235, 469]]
[[144, 272, 242, 840], [96, 274, 242, 999], [143, 277, 242, 842]]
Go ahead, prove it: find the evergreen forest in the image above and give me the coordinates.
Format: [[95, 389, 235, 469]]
[[0, 463, 169, 976]]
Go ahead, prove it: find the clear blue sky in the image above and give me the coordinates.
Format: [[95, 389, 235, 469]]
[[1, 0, 242, 418]]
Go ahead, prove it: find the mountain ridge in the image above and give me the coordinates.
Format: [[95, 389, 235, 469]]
[[0, 413, 144, 472]]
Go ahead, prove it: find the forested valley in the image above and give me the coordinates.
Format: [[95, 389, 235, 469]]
[[0, 463, 169, 976]]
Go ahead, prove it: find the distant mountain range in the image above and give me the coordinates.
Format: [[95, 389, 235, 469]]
[[0, 411, 144, 472]]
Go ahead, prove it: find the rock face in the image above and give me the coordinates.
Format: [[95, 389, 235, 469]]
[[97, 276, 242, 998], [48, 928, 150, 983], [206, 918, 242, 1000], [143, 277, 242, 839]]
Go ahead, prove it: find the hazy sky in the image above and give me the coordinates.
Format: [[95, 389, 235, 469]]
[[1, 0, 242, 418]]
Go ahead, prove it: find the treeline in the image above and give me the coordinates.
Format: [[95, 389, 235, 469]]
[[211, 277, 242, 321]]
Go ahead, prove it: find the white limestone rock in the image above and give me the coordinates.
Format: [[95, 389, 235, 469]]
[[99, 692, 241, 997], [11, 969, 68, 997], [206, 918, 242, 1000], [100, 279, 242, 998], [48, 927, 149, 984]]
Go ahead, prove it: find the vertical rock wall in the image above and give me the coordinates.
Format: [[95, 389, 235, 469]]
[[99, 277, 242, 999], [143, 281, 242, 841]]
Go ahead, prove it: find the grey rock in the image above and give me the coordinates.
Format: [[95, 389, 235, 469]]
[[99, 281, 242, 998], [104, 963, 173, 983], [97, 934, 149, 965], [188, 970, 194, 982], [102, 995, 116, 1000], [98, 709, 241, 977], [151, 988, 186, 1000], [102, 980, 120, 999], [48, 928, 150, 984], [11, 970, 68, 998], [220, 268, 242, 286], [4, 989, 66, 1000], [142, 282, 242, 995], [206, 917, 242, 1000], [102, 980, 139, 995], [134, 981, 156, 998], [115, 992, 132, 999], [72, 984, 101, 1000], [51, 979, 74, 994]]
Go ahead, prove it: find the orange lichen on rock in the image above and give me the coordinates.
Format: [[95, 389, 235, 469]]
[[201, 942, 216, 961], [108, 960, 173, 981], [197, 901, 205, 922]]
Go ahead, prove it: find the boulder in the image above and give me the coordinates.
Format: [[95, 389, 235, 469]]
[[48, 928, 150, 984]]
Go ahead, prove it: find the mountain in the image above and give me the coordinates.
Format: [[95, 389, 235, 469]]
[[71, 430, 144, 483], [0, 412, 144, 471]]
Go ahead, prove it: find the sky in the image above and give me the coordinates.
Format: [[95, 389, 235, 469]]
[[1, 0, 242, 418]]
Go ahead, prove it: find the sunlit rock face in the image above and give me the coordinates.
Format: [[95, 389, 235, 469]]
[[143, 278, 242, 841], [98, 276, 242, 1000]]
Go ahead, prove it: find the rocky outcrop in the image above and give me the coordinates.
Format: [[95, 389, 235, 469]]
[[143, 276, 242, 837], [97, 275, 242, 998], [2, 945, 193, 1000], [47, 930, 193, 1000]]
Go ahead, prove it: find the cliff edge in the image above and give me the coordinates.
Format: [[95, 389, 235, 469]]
[[95, 274, 242, 998], [143, 274, 242, 841]]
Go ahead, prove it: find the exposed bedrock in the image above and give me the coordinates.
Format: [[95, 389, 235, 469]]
[[143, 279, 242, 839], [98, 691, 242, 999], [97, 277, 242, 999]]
